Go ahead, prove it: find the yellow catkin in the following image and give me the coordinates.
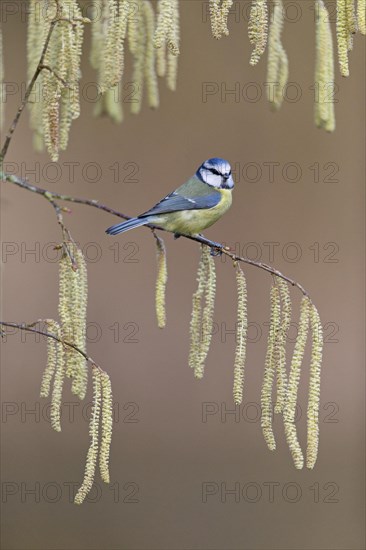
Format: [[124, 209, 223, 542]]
[[75, 365, 102, 504], [130, 0, 146, 114], [155, 236, 168, 328], [58, 246, 88, 400], [358, 0, 366, 33], [60, 252, 75, 378], [99, 371, 113, 483], [220, 0, 234, 36], [70, 247, 88, 399], [93, 87, 124, 123], [166, 0, 180, 90], [189, 247, 208, 371], [315, 0, 336, 132], [346, 0, 358, 38], [154, 0, 180, 92], [59, 89, 73, 150], [60, 0, 84, 118], [90, 1, 104, 70], [100, 0, 121, 90], [27, 0, 46, 150], [261, 284, 281, 450], [196, 249, 216, 379], [248, 0, 268, 65], [154, 0, 172, 47], [40, 319, 62, 398], [48, 323, 66, 432], [127, 0, 140, 55], [337, 0, 350, 76], [156, 39, 167, 77], [0, 24, 4, 130], [266, 0, 288, 110], [283, 296, 310, 469], [143, 1, 160, 108], [189, 246, 216, 379], [209, 0, 222, 39], [154, 0, 180, 54], [167, 0, 180, 55], [233, 266, 248, 405], [166, 50, 178, 91], [100, 0, 129, 92], [306, 303, 323, 469], [274, 277, 291, 413], [42, 46, 62, 162]]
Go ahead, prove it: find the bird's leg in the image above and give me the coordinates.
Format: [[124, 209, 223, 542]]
[[173, 232, 222, 256], [197, 234, 222, 256]]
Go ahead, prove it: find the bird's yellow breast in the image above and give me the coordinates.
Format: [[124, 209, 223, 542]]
[[150, 188, 232, 235]]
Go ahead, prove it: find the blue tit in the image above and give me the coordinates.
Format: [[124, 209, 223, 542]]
[[106, 157, 234, 237]]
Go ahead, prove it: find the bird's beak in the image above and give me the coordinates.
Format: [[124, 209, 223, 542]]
[[223, 174, 234, 189]]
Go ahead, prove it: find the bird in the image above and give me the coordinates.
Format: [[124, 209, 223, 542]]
[[105, 157, 234, 237]]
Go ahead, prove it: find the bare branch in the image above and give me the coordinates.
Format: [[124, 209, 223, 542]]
[[0, 20, 58, 163], [0, 320, 102, 370], [1, 172, 310, 298]]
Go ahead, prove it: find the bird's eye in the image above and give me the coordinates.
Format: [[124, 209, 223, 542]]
[[210, 168, 221, 176]]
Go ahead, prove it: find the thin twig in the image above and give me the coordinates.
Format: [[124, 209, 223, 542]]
[[1, 172, 310, 298], [40, 64, 71, 88], [45, 195, 77, 268], [0, 20, 58, 163], [0, 320, 101, 369]]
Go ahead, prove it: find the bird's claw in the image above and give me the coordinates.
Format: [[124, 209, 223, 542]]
[[210, 246, 222, 256]]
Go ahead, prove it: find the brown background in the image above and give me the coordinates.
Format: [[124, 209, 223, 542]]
[[1, 1, 365, 549]]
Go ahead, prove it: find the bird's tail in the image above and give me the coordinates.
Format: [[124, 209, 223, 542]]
[[106, 217, 150, 236]]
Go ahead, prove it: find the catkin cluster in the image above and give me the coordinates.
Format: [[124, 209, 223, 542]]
[[186, 254, 323, 470], [220, 0, 364, 129], [40, 244, 89, 432], [189, 245, 216, 380], [18, 0, 365, 148], [90, 0, 180, 121], [39, 245, 113, 504], [58, 245, 88, 400], [75, 365, 113, 504], [27, 0, 87, 160], [256, 280, 323, 469]]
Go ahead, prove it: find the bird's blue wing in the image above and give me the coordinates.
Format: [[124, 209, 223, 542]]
[[140, 190, 221, 218]]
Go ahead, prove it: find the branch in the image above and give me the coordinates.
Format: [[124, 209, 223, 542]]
[[0, 19, 58, 163], [0, 320, 102, 370], [1, 172, 310, 298]]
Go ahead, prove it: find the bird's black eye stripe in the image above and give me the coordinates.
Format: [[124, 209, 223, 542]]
[[209, 168, 221, 176]]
